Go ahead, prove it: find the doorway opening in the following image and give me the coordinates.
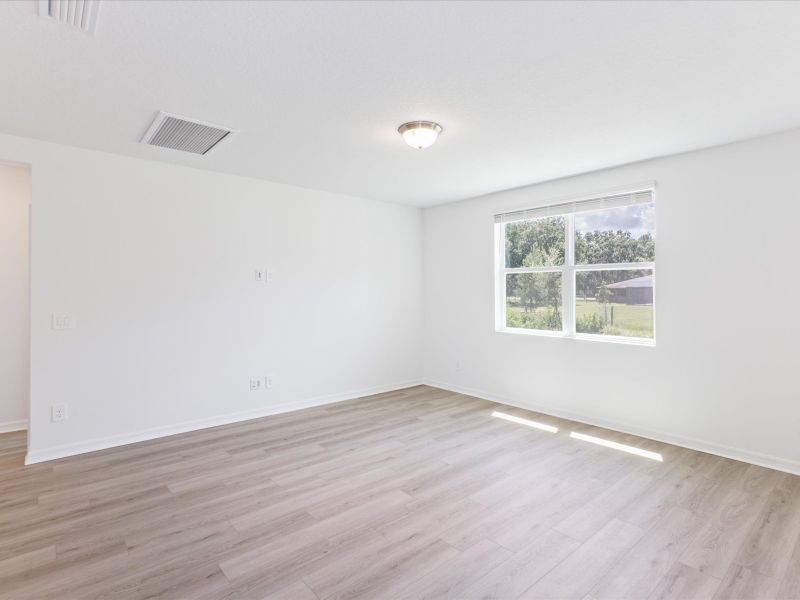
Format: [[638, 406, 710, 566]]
[[0, 161, 31, 463]]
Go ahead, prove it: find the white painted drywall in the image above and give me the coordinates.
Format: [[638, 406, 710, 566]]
[[423, 128, 800, 473], [0, 163, 30, 432], [0, 133, 422, 462], [5, 123, 799, 471]]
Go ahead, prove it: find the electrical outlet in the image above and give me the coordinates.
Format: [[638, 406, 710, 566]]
[[265, 374, 274, 389], [265, 269, 274, 284], [249, 378, 263, 391], [455, 360, 462, 372], [51, 404, 67, 422]]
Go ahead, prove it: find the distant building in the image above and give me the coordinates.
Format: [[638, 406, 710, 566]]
[[605, 274, 653, 304]]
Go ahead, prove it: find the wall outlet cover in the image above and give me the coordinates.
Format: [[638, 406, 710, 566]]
[[51, 404, 68, 422]]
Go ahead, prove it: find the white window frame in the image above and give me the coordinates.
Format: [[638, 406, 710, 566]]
[[494, 186, 656, 346]]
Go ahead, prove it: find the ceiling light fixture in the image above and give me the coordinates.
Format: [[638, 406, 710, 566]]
[[398, 121, 443, 149]]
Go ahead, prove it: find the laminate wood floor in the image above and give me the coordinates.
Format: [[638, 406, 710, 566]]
[[1, 385, 799, 600]]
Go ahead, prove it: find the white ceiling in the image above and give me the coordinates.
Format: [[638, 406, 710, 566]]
[[2, 1, 800, 207]]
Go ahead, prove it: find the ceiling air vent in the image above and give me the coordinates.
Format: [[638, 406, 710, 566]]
[[141, 112, 235, 156], [39, 0, 102, 34]]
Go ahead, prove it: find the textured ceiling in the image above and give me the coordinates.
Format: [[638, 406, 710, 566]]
[[2, 1, 800, 206]]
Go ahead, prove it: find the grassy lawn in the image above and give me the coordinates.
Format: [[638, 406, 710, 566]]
[[506, 299, 653, 338], [576, 299, 653, 338], [506, 303, 561, 331]]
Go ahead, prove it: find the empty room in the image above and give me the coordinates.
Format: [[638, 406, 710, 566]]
[[1, 1, 800, 598]]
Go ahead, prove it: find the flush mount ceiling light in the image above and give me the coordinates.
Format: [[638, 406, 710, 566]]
[[398, 121, 443, 149]]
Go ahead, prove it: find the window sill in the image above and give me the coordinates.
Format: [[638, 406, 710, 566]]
[[496, 327, 656, 347]]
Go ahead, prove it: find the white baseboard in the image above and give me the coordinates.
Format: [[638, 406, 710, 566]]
[[25, 379, 422, 465], [424, 379, 800, 477], [27, 377, 799, 476], [0, 419, 27, 434]]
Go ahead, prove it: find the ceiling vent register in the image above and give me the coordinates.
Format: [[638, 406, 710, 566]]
[[140, 112, 235, 156], [39, 0, 102, 34]]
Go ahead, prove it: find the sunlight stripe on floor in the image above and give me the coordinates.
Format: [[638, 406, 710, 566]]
[[491, 410, 558, 433], [570, 431, 663, 461]]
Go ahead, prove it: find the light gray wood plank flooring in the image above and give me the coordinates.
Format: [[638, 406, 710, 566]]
[[0, 385, 798, 599]]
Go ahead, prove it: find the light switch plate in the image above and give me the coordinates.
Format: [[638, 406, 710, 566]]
[[254, 269, 265, 282], [51, 313, 75, 330]]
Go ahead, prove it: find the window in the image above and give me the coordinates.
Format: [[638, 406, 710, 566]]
[[495, 187, 655, 344]]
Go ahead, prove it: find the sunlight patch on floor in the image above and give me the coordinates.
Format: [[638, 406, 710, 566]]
[[491, 410, 558, 433], [569, 431, 663, 461]]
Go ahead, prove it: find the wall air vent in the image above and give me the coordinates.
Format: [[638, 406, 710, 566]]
[[39, 0, 102, 34], [140, 112, 235, 156]]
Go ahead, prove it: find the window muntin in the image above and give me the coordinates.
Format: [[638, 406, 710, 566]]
[[495, 189, 655, 344]]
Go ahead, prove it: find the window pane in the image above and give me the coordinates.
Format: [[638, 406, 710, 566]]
[[574, 204, 655, 265], [575, 269, 653, 338], [505, 216, 566, 268], [506, 273, 563, 331]]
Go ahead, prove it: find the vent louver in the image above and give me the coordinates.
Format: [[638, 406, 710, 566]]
[[39, 0, 102, 34], [141, 112, 235, 156]]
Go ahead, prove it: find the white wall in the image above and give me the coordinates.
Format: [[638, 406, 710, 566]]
[[0, 163, 30, 432], [5, 125, 799, 472], [423, 128, 800, 474], [0, 133, 422, 463]]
